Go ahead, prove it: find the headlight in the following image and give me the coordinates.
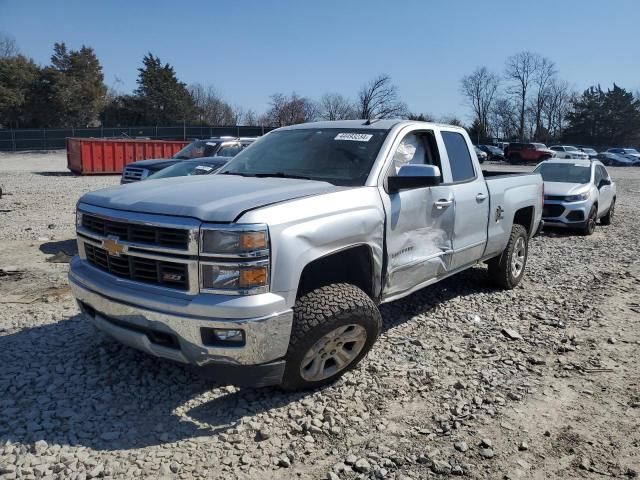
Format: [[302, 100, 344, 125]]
[[564, 193, 589, 202], [200, 225, 268, 256], [200, 261, 269, 293], [199, 224, 270, 294]]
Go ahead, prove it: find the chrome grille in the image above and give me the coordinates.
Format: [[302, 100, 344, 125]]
[[122, 166, 148, 182], [84, 243, 189, 290], [82, 214, 189, 250]]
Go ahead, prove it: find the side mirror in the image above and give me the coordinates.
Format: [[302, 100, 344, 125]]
[[388, 164, 441, 193], [598, 178, 611, 188]]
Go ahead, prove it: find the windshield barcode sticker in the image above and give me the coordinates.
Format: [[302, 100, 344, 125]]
[[334, 133, 373, 142]]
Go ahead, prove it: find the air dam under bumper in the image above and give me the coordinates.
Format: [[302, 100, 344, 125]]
[[69, 263, 293, 387]]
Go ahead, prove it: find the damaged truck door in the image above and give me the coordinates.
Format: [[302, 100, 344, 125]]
[[382, 129, 455, 299]]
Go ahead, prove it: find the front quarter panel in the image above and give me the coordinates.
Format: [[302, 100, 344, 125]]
[[238, 187, 385, 307]]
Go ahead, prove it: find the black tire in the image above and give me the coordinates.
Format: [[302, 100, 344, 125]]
[[281, 283, 381, 391], [600, 199, 615, 225], [488, 224, 529, 289], [581, 206, 597, 235]]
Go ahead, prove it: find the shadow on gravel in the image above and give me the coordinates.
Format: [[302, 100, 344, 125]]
[[0, 314, 309, 451], [39, 239, 78, 256], [0, 265, 495, 452], [33, 171, 78, 177], [538, 227, 580, 238], [379, 264, 499, 333]]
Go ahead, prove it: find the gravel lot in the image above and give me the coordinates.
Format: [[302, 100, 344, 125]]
[[1, 151, 639, 480]]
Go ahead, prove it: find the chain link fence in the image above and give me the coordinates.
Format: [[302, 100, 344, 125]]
[[0, 125, 272, 151]]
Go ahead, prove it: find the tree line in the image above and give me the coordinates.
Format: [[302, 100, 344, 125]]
[[1, 33, 639, 147], [460, 51, 640, 147]]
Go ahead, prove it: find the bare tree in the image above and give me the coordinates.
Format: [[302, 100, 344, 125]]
[[542, 79, 573, 140], [460, 66, 500, 141], [0, 33, 19, 58], [356, 74, 407, 119], [264, 92, 317, 127], [505, 51, 541, 140], [319, 93, 355, 120], [406, 112, 435, 122], [440, 115, 465, 127], [242, 109, 258, 126], [489, 97, 518, 140], [188, 84, 235, 125], [530, 56, 556, 140]]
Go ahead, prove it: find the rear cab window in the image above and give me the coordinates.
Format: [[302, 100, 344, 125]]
[[441, 131, 476, 183]]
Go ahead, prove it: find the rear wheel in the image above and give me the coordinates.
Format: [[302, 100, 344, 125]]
[[581, 206, 597, 235], [282, 283, 381, 391], [600, 199, 615, 225], [488, 224, 529, 289]]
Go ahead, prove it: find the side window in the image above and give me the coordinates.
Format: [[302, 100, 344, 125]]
[[597, 165, 609, 183], [389, 131, 441, 176], [593, 166, 602, 185], [217, 144, 243, 157], [441, 131, 476, 182]]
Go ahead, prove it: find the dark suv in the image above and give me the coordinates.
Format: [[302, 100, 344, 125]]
[[121, 137, 256, 184], [504, 142, 554, 164]]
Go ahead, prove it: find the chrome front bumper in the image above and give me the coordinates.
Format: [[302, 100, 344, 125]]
[[69, 257, 293, 368]]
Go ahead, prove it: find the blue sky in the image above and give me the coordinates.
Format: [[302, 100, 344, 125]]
[[1, 0, 638, 120]]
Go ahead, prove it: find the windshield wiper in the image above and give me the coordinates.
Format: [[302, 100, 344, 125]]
[[219, 171, 255, 177], [252, 172, 313, 180]]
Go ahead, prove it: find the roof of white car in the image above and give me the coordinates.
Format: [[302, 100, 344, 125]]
[[278, 119, 466, 132], [543, 158, 592, 166]]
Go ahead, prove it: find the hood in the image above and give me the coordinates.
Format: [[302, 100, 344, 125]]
[[80, 175, 340, 222], [126, 158, 179, 169], [543, 181, 589, 196]]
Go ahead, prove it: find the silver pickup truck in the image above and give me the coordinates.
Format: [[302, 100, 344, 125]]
[[69, 120, 543, 390]]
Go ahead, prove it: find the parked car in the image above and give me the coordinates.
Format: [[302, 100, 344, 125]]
[[145, 157, 231, 180], [70, 119, 543, 390], [534, 158, 616, 235], [596, 152, 640, 167], [549, 145, 590, 160], [577, 147, 599, 159], [606, 147, 640, 161], [478, 144, 506, 161], [474, 146, 487, 163], [120, 137, 256, 184], [504, 142, 554, 164]]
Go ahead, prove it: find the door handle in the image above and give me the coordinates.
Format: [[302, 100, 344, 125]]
[[434, 199, 453, 209], [476, 193, 488, 202]]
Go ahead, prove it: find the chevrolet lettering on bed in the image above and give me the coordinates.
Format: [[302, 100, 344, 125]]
[[69, 120, 543, 390]]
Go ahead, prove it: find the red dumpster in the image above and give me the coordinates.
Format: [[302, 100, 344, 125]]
[[66, 138, 189, 175]]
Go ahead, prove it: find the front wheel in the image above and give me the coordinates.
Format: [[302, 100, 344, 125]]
[[581, 206, 597, 235], [488, 224, 529, 289], [282, 283, 381, 391], [600, 199, 615, 225]]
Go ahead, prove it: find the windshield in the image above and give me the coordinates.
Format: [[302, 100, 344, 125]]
[[535, 162, 591, 183], [173, 140, 219, 160], [219, 128, 389, 186], [624, 148, 640, 154], [565, 146, 578, 151], [532, 143, 547, 149], [582, 148, 596, 154], [147, 160, 227, 180]]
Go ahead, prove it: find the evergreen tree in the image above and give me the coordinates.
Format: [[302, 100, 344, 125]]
[[0, 54, 39, 128], [134, 53, 195, 125]]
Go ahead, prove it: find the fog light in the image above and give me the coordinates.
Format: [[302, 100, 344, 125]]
[[201, 327, 245, 346], [214, 329, 243, 342]]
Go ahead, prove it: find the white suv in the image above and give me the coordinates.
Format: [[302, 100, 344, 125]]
[[550, 145, 590, 160]]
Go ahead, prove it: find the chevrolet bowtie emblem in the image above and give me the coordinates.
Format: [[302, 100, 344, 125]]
[[102, 236, 126, 257]]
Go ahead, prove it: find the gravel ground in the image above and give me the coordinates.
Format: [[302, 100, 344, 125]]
[[0, 152, 639, 480]]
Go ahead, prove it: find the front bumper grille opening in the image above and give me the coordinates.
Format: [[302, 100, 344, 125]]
[[566, 210, 585, 222], [542, 204, 565, 218], [82, 214, 189, 250], [101, 314, 180, 350], [85, 243, 189, 290]]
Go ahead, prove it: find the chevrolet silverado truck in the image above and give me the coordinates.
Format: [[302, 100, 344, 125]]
[[69, 120, 543, 390]]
